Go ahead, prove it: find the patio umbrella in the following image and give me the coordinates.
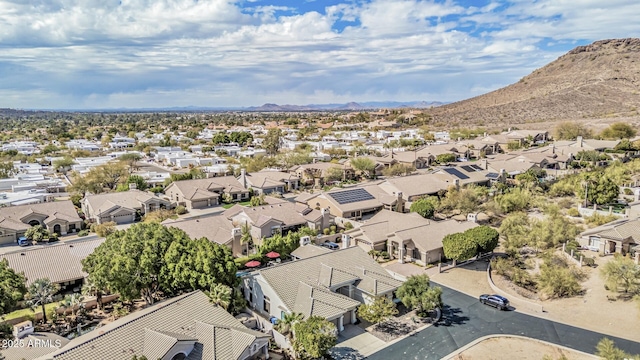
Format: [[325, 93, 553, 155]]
[[245, 260, 261, 268], [265, 251, 280, 259]]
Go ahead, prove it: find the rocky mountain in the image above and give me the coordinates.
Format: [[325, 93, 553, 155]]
[[425, 38, 640, 126], [246, 100, 443, 112]]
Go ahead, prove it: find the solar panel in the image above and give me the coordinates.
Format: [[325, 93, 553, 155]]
[[470, 164, 484, 171], [328, 188, 375, 205], [443, 167, 470, 180], [461, 165, 475, 172], [486, 172, 500, 179]]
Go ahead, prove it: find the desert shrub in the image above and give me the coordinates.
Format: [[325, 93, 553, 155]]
[[624, 188, 634, 195], [323, 228, 330, 236], [585, 213, 619, 226], [343, 222, 353, 230], [90, 222, 116, 237], [77, 230, 89, 237], [567, 208, 580, 217], [174, 205, 187, 215], [492, 257, 536, 290]]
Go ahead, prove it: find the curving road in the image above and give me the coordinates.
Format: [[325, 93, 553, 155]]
[[367, 283, 640, 359]]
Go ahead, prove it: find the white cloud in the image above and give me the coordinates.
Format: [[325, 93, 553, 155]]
[[0, 0, 639, 108]]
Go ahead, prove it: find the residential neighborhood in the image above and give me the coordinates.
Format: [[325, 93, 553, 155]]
[[0, 110, 639, 360]]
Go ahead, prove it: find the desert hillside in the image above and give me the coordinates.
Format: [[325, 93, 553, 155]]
[[426, 38, 640, 126]]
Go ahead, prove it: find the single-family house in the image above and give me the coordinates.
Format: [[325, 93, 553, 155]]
[[162, 215, 245, 256], [41, 290, 271, 360], [578, 217, 640, 256], [241, 246, 402, 333], [290, 162, 354, 187], [344, 210, 478, 265], [81, 189, 173, 224], [0, 238, 104, 289], [224, 200, 329, 245], [238, 170, 300, 194], [164, 176, 250, 209], [299, 183, 404, 220], [0, 201, 83, 244]]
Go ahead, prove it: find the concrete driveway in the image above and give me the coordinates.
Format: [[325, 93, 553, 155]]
[[366, 283, 640, 359]]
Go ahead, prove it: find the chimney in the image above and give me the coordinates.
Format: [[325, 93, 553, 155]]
[[576, 136, 583, 148], [240, 168, 247, 188], [373, 279, 378, 295], [499, 168, 506, 181], [321, 207, 331, 229], [341, 234, 350, 249], [551, 144, 555, 154], [453, 179, 460, 188], [396, 192, 404, 212], [481, 159, 488, 170]]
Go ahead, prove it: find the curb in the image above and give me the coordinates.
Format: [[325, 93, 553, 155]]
[[439, 334, 599, 360]]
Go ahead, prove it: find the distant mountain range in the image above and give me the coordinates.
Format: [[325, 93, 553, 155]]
[[5, 101, 445, 113]]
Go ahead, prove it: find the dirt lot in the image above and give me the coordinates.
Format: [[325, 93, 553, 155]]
[[449, 336, 596, 360], [431, 256, 640, 342]]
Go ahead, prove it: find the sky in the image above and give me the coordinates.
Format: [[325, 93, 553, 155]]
[[1, 0, 639, 109]]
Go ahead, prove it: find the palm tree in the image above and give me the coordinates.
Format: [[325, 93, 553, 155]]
[[27, 278, 60, 324], [208, 284, 232, 310], [81, 277, 106, 310], [240, 222, 252, 256], [275, 312, 304, 339], [62, 293, 85, 317]]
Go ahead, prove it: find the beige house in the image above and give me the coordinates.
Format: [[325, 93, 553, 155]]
[[290, 162, 354, 187], [224, 199, 329, 245], [163, 215, 245, 256], [578, 217, 640, 256], [0, 201, 83, 244], [238, 169, 300, 195], [41, 290, 271, 360], [242, 246, 402, 333], [345, 210, 478, 265], [0, 238, 103, 289], [299, 183, 404, 220], [164, 176, 250, 209], [81, 189, 173, 225]]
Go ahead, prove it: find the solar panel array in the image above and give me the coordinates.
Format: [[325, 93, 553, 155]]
[[461, 164, 484, 172], [443, 167, 470, 180], [470, 164, 484, 171], [486, 172, 500, 179], [328, 188, 375, 205]]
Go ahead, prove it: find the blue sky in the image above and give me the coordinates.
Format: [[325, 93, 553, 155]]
[[0, 0, 639, 109]]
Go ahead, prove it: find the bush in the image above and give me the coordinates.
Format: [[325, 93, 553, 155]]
[[623, 188, 634, 195], [323, 228, 330, 235], [585, 213, 619, 226], [343, 222, 353, 230], [91, 222, 117, 237], [174, 205, 187, 215], [567, 208, 580, 217], [77, 230, 89, 237]]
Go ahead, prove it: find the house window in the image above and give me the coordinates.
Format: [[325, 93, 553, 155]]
[[263, 295, 270, 314], [232, 194, 238, 200], [589, 237, 600, 248], [271, 226, 281, 236], [69, 224, 76, 231], [281, 310, 286, 320]]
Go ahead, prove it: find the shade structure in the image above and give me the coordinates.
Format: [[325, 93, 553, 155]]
[[265, 251, 280, 259], [245, 260, 261, 268]]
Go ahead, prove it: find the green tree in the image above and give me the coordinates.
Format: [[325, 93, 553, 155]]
[[600, 122, 637, 140], [442, 232, 477, 262], [324, 166, 344, 183], [263, 129, 282, 155], [0, 162, 15, 179], [410, 197, 438, 219], [596, 338, 640, 360], [53, 156, 75, 174], [495, 187, 532, 213], [382, 163, 414, 176], [25, 225, 51, 243], [240, 222, 252, 256], [600, 255, 640, 294], [212, 132, 230, 145], [554, 122, 593, 140], [61, 293, 84, 316], [81, 276, 107, 310], [275, 312, 303, 338], [438, 185, 483, 216], [207, 283, 232, 310], [537, 262, 582, 298], [249, 194, 266, 207], [292, 316, 338, 359], [585, 176, 619, 205], [0, 259, 27, 315], [26, 278, 60, 323], [350, 157, 376, 178], [499, 213, 531, 254], [119, 153, 142, 173], [396, 274, 443, 316], [90, 221, 116, 237], [357, 296, 398, 328], [436, 153, 457, 164], [466, 226, 500, 253], [117, 175, 149, 191]]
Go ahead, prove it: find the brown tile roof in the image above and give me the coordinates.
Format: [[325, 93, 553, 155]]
[[0, 238, 104, 285], [83, 190, 167, 216], [168, 176, 248, 201], [45, 291, 269, 360], [581, 217, 640, 243]]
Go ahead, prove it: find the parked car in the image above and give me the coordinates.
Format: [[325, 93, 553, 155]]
[[321, 242, 339, 250], [17, 237, 30, 247], [479, 294, 509, 310]]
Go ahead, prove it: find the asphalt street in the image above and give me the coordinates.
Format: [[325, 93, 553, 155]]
[[367, 282, 640, 359]]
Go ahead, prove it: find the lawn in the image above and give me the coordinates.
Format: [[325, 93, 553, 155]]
[[3, 301, 64, 321], [222, 201, 251, 209]]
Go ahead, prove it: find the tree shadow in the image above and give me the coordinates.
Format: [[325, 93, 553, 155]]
[[439, 305, 469, 326], [328, 347, 366, 360], [375, 321, 415, 337]]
